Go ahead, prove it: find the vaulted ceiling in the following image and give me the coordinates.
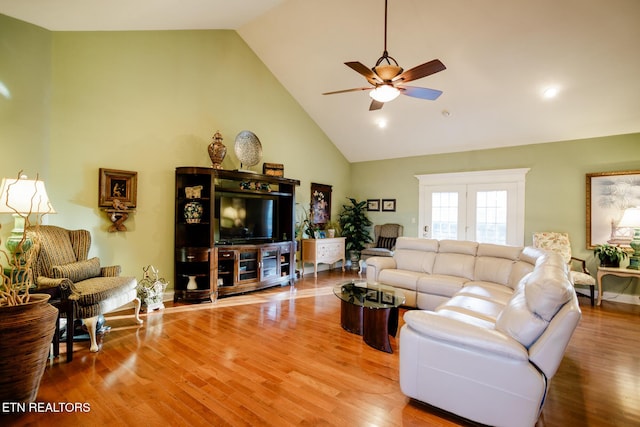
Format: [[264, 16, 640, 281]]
[[2, 0, 639, 162]]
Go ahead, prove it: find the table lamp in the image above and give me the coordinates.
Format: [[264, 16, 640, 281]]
[[0, 175, 56, 259], [618, 207, 640, 270]]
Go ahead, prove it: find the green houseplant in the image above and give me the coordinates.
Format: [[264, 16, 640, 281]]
[[324, 220, 341, 238], [593, 243, 628, 267], [0, 172, 58, 403], [338, 198, 373, 269]]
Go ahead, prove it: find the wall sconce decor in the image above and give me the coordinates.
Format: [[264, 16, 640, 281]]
[[98, 168, 137, 232]]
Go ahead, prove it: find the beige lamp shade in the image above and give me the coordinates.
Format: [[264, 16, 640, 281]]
[[0, 176, 56, 215], [618, 207, 640, 228]]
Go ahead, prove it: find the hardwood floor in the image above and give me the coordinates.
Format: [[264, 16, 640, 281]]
[[3, 269, 639, 426]]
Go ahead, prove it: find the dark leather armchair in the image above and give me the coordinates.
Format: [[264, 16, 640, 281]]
[[28, 225, 142, 360]]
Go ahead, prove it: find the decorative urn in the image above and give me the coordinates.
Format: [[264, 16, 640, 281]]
[[208, 130, 226, 169]]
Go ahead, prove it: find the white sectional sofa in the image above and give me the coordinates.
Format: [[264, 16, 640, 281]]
[[365, 237, 581, 427]]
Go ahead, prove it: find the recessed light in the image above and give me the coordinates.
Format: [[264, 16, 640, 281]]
[[441, 110, 451, 117], [376, 118, 387, 128], [543, 87, 559, 99]]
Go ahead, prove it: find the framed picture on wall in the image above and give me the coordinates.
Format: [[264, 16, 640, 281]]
[[99, 168, 138, 208], [382, 199, 396, 212], [310, 183, 332, 227], [586, 170, 640, 249], [367, 199, 380, 211]]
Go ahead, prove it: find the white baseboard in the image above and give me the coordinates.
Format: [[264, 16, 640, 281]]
[[601, 291, 640, 305]]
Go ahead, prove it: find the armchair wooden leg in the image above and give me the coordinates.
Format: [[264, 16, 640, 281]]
[[52, 311, 60, 358], [66, 302, 74, 362], [133, 297, 143, 324], [84, 316, 100, 353]]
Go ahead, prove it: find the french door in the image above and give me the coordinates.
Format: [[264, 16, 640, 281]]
[[416, 169, 529, 246]]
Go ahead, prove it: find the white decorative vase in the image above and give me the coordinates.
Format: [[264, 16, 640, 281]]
[[187, 276, 198, 290]]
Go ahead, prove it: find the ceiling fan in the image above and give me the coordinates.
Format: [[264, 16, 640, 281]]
[[323, 0, 446, 111]]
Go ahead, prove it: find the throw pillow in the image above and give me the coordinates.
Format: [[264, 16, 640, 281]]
[[376, 236, 397, 250], [52, 257, 101, 283]]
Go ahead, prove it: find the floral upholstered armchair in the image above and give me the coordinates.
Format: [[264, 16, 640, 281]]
[[28, 225, 142, 360], [533, 231, 596, 306]]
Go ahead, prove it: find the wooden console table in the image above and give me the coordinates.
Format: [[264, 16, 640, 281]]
[[301, 237, 346, 277], [596, 266, 640, 306]]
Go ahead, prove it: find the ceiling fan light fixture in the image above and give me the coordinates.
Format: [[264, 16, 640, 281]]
[[374, 64, 403, 81], [370, 84, 400, 103]]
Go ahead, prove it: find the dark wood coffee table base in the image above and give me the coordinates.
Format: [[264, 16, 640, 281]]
[[363, 306, 399, 353], [339, 300, 399, 353], [340, 299, 364, 335]]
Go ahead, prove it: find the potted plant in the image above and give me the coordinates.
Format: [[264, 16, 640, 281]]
[[0, 173, 58, 403], [338, 198, 373, 270], [296, 204, 322, 239], [593, 243, 628, 267], [324, 220, 341, 238]]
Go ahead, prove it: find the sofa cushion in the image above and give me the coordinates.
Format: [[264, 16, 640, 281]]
[[52, 257, 101, 283], [434, 308, 497, 329], [394, 249, 436, 274], [395, 237, 438, 252], [378, 269, 422, 292], [459, 282, 514, 305], [474, 243, 522, 285], [496, 284, 549, 348], [438, 239, 478, 255], [496, 255, 573, 348], [508, 261, 536, 289], [476, 243, 522, 259], [433, 253, 476, 280], [474, 257, 515, 286], [417, 274, 467, 298], [437, 294, 507, 324], [69, 275, 137, 307], [525, 263, 573, 321]]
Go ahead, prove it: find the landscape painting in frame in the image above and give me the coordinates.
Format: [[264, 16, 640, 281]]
[[586, 170, 640, 249]]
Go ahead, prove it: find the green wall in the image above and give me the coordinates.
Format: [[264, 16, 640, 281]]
[[352, 133, 640, 300], [0, 15, 51, 253], [1, 16, 351, 282], [0, 15, 51, 211]]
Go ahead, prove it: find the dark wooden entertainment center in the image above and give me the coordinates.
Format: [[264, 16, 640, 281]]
[[174, 167, 300, 302]]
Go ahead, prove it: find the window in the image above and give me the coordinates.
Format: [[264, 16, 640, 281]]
[[416, 169, 529, 246]]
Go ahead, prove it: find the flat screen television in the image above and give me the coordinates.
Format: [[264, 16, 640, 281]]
[[216, 193, 276, 244]]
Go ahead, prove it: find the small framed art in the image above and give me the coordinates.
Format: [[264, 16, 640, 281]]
[[382, 199, 396, 212], [99, 168, 138, 208], [367, 199, 380, 211]]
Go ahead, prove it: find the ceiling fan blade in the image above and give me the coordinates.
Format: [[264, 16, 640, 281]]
[[394, 59, 446, 84], [369, 99, 384, 111], [345, 61, 382, 84], [323, 87, 373, 95], [399, 86, 443, 100]]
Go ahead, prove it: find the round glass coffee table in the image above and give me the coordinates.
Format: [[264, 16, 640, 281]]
[[333, 281, 406, 353]]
